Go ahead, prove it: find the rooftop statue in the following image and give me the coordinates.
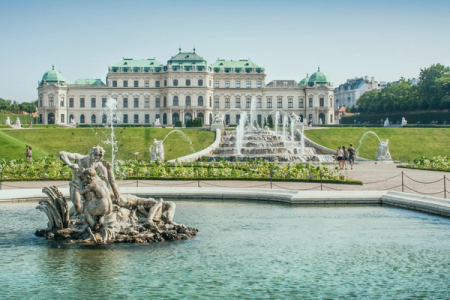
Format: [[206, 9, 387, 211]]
[[36, 146, 197, 243]]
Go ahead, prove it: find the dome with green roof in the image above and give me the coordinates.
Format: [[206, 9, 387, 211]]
[[299, 73, 309, 86], [308, 67, 329, 86], [41, 66, 68, 85]]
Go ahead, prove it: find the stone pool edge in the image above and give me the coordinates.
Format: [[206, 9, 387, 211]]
[[1, 187, 450, 218]]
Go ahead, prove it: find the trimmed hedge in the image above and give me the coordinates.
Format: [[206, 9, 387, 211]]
[[77, 124, 152, 128], [316, 124, 384, 128], [341, 111, 450, 125]]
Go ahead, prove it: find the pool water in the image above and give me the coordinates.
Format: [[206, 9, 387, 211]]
[[1, 201, 450, 299]]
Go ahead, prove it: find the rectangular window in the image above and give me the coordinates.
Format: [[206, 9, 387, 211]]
[[267, 98, 272, 108], [91, 98, 96, 108], [246, 98, 251, 108], [214, 98, 219, 108], [39, 114, 42, 124], [102, 98, 107, 107], [155, 98, 160, 108], [123, 98, 128, 108], [257, 81, 262, 88], [309, 98, 313, 107], [80, 98, 85, 108], [225, 98, 230, 108], [257, 98, 262, 108], [144, 98, 150, 108], [113, 80, 117, 87], [61, 114, 65, 123], [134, 80, 138, 87], [257, 114, 262, 126], [145, 114, 149, 123], [330, 98, 333, 107], [320, 97, 324, 107], [134, 114, 139, 123], [277, 98, 282, 108], [123, 114, 128, 123], [236, 98, 241, 108], [225, 114, 230, 123], [235, 81, 241, 88], [246, 81, 251, 88], [225, 81, 230, 88], [155, 81, 160, 87], [214, 81, 219, 88], [49, 97, 54, 107], [299, 98, 304, 108], [39, 97, 43, 107], [69, 98, 74, 107], [145, 80, 149, 87], [123, 80, 128, 87], [236, 114, 240, 124], [134, 98, 139, 108], [288, 98, 293, 108]]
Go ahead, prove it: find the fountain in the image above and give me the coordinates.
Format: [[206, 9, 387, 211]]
[[5, 116, 10, 126], [384, 118, 389, 127], [103, 98, 120, 174], [38, 146, 198, 243], [356, 131, 392, 163], [209, 110, 334, 163], [15, 117, 21, 127]]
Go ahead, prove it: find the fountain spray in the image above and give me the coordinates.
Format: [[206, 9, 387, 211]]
[[104, 99, 120, 174]]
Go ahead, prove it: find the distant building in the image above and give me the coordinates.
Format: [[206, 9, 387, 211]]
[[334, 76, 381, 108], [37, 50, 335, 126]]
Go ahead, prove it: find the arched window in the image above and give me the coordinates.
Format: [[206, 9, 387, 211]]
[[80, 114, 85, 124], [186, 79, 191, 86], [173, 79, 178, 86], [197, 112, 204, 124], [91, 114, 96, 124], [319, 113, 326, 125], [163, 113, 167, 125], [198, 96, 204, 106], [102, 114, 107, 123], [172, 112, 180, 125], [198, 79, 203, 86], [173, 96, 179, 106], [47, 113, 55, 125], [209, 97, 212, 107], [164, 96, 167, 107], [186, 96, 191, 106], [69, 114, 74, 123], [209, 113, 212, 124], [185, 112, 192, 123]]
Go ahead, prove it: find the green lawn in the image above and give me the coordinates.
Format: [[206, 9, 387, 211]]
[[0, 127, 215, 161], [0, 112, 36, 125], [305, 127, 450, 161]]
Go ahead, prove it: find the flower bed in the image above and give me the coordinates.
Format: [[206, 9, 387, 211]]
[[398, 156, 450, 172], [0, 157, 361, 184]]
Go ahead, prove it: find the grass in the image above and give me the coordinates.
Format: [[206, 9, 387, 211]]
[[0, 127, 215, 161], [305, 127, 450, 161], [0, 112, 36, 125]]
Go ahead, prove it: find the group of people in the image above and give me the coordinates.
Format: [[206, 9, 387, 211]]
[[336, 143, 356, 170], [25, 145, 32, 161]]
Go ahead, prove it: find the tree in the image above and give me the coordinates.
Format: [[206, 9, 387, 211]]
[[419, 63, 450, 109]]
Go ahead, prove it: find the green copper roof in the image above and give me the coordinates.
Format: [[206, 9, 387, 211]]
[[308, 67, 329, 85], [112, 58, 163, 68], [299, 73, 309, 86], [168, 50, 206, 63], [73, 79, 106, 86], [210, 59, 260, 68], [41, 66, 68, 83]]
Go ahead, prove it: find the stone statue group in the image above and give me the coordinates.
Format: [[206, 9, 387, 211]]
[[36, 146, 198, 243]]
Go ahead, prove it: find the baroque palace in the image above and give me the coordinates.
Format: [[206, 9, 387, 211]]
[[37, 49, 334, 126]]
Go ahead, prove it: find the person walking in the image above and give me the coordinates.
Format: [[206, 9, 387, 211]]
[[348, 143, 356, 170], [336, 146, 344, 170], [28, 146, 32, 161], [25, 145, 29, 161], [342, 146, 349, 170]]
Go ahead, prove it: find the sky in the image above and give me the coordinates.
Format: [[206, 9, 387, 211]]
[[0, 0, 449, 102]]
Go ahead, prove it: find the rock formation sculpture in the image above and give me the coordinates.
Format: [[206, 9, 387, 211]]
[[36, 146, 197, 244]]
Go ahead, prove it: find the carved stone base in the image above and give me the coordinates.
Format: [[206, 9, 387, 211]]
[[210, 123, 225, 134]]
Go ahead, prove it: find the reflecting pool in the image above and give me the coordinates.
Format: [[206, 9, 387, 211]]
[[1, 201, 450, 299]]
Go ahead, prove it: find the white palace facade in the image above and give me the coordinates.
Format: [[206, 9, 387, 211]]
[[37, 49, 335, 126]]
